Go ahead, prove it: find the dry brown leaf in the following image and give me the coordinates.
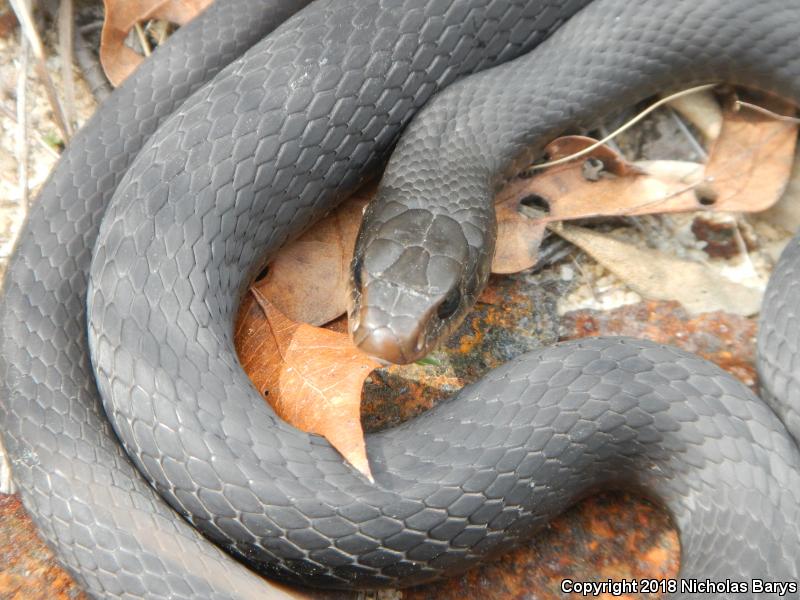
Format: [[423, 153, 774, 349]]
[[493, 95, 798, 274], [492, 136, 705, 273], [492, 178, 551, 274], [252, 190, 372, 326], [760, 149, 800, 236], [101, 0, 212, 86], [553, 223, 762, 316], [635, 160, 705, 183], [702, 92, 798, 211], [235, 288, 379, 479]]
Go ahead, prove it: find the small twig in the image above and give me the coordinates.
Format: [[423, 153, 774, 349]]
[[79, 21, 103, 34], [735, 100, 800, 124], [146, 19, 170, 46], [74, 26, 111, 102], [731, 217, 750, 259], [668, 107, 707, 160], [58, 0, 76, 131], [597, 124, 623, 156], [529, 84, 718, 172], [16, 11, 30, 211], [8, 0, 72, 141], [534, 236, 573, 271], [134, 22, 151, 56], [0, 103, 61, 158]]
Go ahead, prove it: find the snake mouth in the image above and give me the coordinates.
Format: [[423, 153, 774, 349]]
[[349, 276, 443, 364], [353, 324, 415, 364], [350, 306, 428, 364]]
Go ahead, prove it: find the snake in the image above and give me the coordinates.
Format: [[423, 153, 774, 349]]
[[1, 0, 799, 597]]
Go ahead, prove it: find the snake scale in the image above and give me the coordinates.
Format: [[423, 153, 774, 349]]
[[1, 0, 800, 597]]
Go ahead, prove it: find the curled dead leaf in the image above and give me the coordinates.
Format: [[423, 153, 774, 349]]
[[101, 0, 212, 86], [252, 189, 372, 326], [235, 288, 379, 479]]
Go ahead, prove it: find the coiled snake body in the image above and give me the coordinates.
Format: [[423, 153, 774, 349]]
[[2, 0, 800, 597]]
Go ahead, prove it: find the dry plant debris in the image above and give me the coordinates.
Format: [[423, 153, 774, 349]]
[[235, 289, 379, 479], [255, 188, 372, 326], [100, 0, 211, 85], [233, 89, 798, 475], [1, 8, 799, 595], [553, 223, 762, 315]]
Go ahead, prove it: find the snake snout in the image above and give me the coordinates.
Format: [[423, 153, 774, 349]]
[[350, 305, 426, 364]]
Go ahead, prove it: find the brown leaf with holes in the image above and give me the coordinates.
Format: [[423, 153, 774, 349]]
[[101, 0, 212, 86], [492, 136, 704, 273], [235, 288, 379, 479], [493, 92, 798, 274], [252, 189, 372, 326]]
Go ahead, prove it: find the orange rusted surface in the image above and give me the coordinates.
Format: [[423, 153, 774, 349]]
[[0, 494, 86, 600], [561, 300, 757, 390], [404, 492, 678, 600]]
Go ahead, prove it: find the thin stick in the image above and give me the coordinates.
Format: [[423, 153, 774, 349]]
[[16, 10, 29, 212], [74, 26, 111, 102], [529, 84, 718, 172], [8, 0, 72, 141], [58, 0, 76, 131], [669, 107, 707, 160], [735, 100, 800, 124], [134, 22, 151, 56], [79, 21, 103, 34], [148, 20, 170, 46]]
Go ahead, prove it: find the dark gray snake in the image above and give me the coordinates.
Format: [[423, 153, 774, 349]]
[[2, 0, 800, 597]]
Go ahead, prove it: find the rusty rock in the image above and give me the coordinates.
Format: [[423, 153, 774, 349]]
[[0, 493, 86, 600]]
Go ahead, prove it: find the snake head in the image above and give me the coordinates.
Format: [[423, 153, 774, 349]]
[[348, 200, 492, 364]]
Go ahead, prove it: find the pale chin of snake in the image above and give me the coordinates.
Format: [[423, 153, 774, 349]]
[[1, 0, 800, 598]]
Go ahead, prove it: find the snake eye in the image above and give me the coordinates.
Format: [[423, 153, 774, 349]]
[[437, 288, 461, 320]]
